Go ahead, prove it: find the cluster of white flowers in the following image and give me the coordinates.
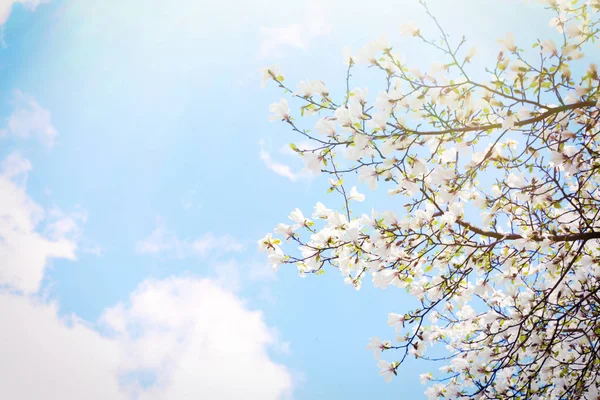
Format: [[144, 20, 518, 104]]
[[261, 0, 600, 398]]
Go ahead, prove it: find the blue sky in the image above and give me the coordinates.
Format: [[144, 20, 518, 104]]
[[0, 1, 564, 398]]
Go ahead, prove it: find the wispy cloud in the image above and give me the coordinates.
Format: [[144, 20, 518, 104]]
[[136, 219, 245, 259], [0, 277, 294, 399], [136, 219, 277, 293], [259, 140, 314, 182], [259, 147, 301, 182], [1, 90, 57, 147], [0, 189, 292, 399], [258, 0, 330, 58], [0, 152, 82, 293], [0, 0, 49, 26]]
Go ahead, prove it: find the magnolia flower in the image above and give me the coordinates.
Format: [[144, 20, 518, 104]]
[[351, 87, 369, 104], [345, 226, 361, 244], [565, 23, 588, 40], [367, 112, 389, 132], [389, 179, 419, 197], [348, 186, 365, 202], [549, 16, 563, 33], [376, 139, 395, 157], [564, 91, 579, 104], [315, 118, 336, 136], [303, 152, 323, 173], [518, 107, 531, 121], [471, 192, 487, 209], [502, 114, 516, 130], [419, 373, 433, 385], [498, 33, 516, 52], [481, 211, 494, 227], [268, 247, 285, 270], [260, 65, 281, 88], [410, 158, 427, 177], [367, 337, 392, 360], [371, 269, 394, 289], [359, 166, 378, 190], [415, 203, 435, 222], [375, 91, 395, 114], [258, 233, 280, 252], [344, 275, 362, 290], [430, 62, 446, 75], [269, 99, 290, 121], [509, 59, 529, 76], [260, 9, 600, 395], [449, 201, 464, 218], [541, 39, 557, 55], [312, 202, 331, 219], [377, 360, 396, 382], [342, 46, 353, 65], [561, 44, 577, 56], [356, 36, 389, 64], [409, 341, 425, 358], [353, 133, 371, 150], [387, 313, 405, 332], [440, 148, 457, 164], [474, 278, 489, 296], [346, 138, 373, 161], [464, 46, 477, 62], [440, 211, 457, 227], [289, 208, 312, 226], [575, 85, 589, 97], [399, 22, 419, 37], [507, 173, 526, 188], [550, 151, 565, 167], [296, 80, 328, 97], [274, 223, 295, 240], [296, 80, 314, 97], [334, 106, 353, 127]]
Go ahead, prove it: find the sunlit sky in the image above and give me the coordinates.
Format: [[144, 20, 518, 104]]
[[0, 1, 562, 398]]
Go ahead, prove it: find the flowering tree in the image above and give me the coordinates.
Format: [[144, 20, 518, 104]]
[[259, 0, 600, 398]]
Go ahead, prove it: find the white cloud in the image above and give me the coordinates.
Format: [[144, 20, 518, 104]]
[[260, 147, 301, 182], [247, 259, 278, 283], [0, 166, 293, 399], [211, 259, 278, 293], [136, 219, 245, 259], [0, 291, 124, 399], [0, 277, 293, 399], [135, 220, 175, 255], [0, 0, 48, 26], [258, 0, 331, 59], [201, 259, 277, 294], [0, 151, 30, 180], [259, 140, 314, 182], [136, 221, 277, 293], [103, 277, 293, 399], [0, 152, 81, 293], [80, 241, 105, 256], [191, 233, 245, 257], [1, 90, 57, 147], [213, 260, 243, 292], [181, 188, 201, 211]]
